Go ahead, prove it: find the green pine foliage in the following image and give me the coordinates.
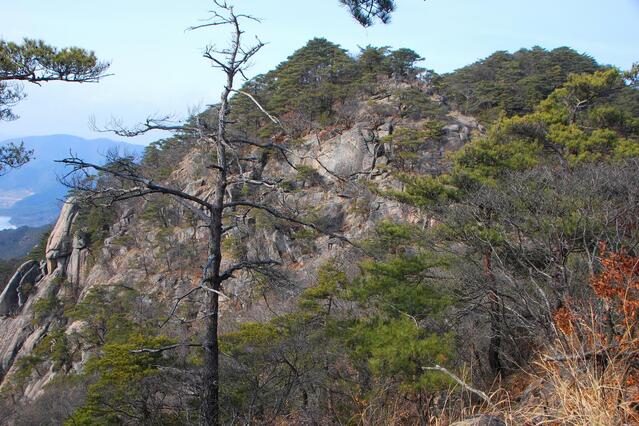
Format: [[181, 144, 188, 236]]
[[388, 66, 639, 207], [340, 0, 397, 27], [26, 230, 51, 261], [219, 262, 349, 419], [67, 287, 138, 346], [66, 335, 178, 426], [229, 39, 427, 136], [218, 227, 456, 422], [0, 38, 109, 122], [229, 38, 357, 136], [344, 250, 454, 390], [32, 286, 63, 325], [381, 122, 445, 171], [439, 46, 601, 123], [8, 40, 639, 423], [73, 204, 116, 251], [63, 287, 192, 424], [452, 68, 639, 185], [142, 134, 195, 181], [268, 38, 357, 120], [349, 252, 452, 320], [14, 327, 73, 387], [381, 62, 639, 382], [345, 317, 454, 390]]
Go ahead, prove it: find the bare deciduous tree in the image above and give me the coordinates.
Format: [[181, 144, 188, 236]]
[[59, 2, 350, 424]]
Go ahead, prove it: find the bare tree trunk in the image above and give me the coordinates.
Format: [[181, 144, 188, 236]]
[[483, 248, 502, 374], [202, 273, 220, 425], [488, 293, 502, 374], [202, 186, 224, 425], [58, 5, 280, 424], [202, 43, 233, 425], [202, 223, 222, 425]]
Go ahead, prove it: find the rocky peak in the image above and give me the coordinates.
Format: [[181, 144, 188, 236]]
[[0, 92, 482, 403], [45, 199, 79, 274]]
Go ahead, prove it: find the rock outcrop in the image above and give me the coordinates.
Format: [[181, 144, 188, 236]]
[[0, 94, 481, 403], [45, 200, 79, 274], [0, 260, 43, 316], [0, 198, 81, 393]]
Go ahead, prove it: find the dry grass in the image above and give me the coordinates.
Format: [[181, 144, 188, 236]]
[[509, 328, 638, 425], [443, 246, 639, 426]]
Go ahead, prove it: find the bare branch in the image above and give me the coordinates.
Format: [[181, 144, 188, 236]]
[[200, 285, 231, 300], [160, 285, 204, 329], [129, 343, 203, 354], [91, 115, 192, 137], [231, 89, 281, 126], [56, 157, 214, 211], [220, 259, 281, 281], [223, 200, 357, 248], [422, 365, 496, 409]]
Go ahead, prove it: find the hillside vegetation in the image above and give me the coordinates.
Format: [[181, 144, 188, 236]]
[[0, 40, 638, 426]]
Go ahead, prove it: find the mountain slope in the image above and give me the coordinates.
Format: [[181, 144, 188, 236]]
[[0, 43, 635, 425]]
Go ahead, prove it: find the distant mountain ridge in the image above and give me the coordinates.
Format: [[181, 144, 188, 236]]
[[0, 135, 145, 227], [0, 225, 50, 260]]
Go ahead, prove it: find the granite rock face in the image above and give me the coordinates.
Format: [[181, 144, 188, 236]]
[[0, 260, 42, 316], [0, 272, 60, 390], [0, 94, 481, 401], [0, 199, 82, 393], [45, 200, 79, 274]]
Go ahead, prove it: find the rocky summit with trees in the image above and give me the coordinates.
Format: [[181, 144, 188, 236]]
[[0, 1, 638, 425]]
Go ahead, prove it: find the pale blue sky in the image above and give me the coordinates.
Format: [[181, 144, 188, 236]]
[[1, 0, 637, 144]]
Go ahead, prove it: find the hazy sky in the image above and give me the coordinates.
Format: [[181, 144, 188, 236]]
[[1, 0, 638, 144]]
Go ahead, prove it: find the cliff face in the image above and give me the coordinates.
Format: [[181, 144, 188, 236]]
[[0, 93, 481, 400], [0, 199, 83, 398]]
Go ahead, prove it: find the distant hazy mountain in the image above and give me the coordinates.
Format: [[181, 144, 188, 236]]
[[0, 224, 50, 260], [0, 135, 146, 227]]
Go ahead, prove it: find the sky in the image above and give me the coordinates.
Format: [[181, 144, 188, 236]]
[[1, 0, 638, 145]]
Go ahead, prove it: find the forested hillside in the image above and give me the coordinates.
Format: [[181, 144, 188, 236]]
[[438, 47, 602, 122], [0, 225, 50, 261], [0, 32, 637, 426]]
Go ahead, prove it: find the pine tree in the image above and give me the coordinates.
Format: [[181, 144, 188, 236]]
[[0, 38, 109, 174]]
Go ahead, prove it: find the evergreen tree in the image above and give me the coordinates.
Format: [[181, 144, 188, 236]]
[[340, 0, 397, 26], [386, 48, 424, 81], [267, 38, 357, 124], [230, 41, 428, 137], [439, 46, 600, 122], [0, 38, 109, 121], [452, 68, 638, 184], [0, 38, 109, 174], [387, 65, 639, 374]]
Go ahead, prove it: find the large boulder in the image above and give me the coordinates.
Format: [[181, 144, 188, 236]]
[[315, 127, 373, 177], [45, 199, 79, 273]]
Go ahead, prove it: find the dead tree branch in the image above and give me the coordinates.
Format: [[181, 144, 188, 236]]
[[422, 365, 496, 410]]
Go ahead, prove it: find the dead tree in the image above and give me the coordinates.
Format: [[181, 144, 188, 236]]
[[59, 2, 349, 424]]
